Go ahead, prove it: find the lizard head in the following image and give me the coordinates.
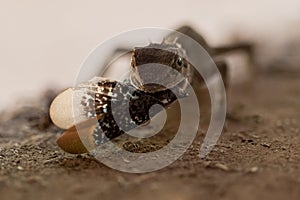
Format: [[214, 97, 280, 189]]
[[130, 43, 191, 93]]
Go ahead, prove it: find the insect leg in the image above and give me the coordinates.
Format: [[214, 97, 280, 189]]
[[175, 25, 253, 60]]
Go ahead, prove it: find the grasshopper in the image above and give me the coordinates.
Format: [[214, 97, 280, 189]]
[[50, 25, 252, 154]]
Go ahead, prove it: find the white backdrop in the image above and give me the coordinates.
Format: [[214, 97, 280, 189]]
[[0, 0, 300, 110]]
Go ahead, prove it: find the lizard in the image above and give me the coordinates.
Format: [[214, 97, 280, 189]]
[[49, 25, 252, 154]]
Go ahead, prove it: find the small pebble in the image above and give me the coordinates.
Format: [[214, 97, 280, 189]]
[[249, 166, 258, 173], [261, 143, 271, 148], [214, 163, 229, 171]]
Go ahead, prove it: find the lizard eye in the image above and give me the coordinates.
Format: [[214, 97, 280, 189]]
[[177, 57, 183, 67]]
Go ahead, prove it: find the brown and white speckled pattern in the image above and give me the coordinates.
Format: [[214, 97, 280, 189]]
[[1, 72, 300, 200], [80, 78, 187, 146]]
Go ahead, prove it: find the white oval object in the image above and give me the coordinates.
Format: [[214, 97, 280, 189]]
[[50, 88, 75, 129]]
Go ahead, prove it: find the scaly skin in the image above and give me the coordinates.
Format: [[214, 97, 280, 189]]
[[52, 25, 253, 154]]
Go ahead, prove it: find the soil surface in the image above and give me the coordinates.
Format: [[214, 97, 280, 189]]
[[0, 71, 299, 200]]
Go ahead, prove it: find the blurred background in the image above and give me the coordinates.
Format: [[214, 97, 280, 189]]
[[1, 0, 300, 110]]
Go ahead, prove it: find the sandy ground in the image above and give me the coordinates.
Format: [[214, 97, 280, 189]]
[[0, 71, 299, 200]]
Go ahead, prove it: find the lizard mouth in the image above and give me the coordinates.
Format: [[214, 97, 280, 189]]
[[130, 72, 167, 93], [130, 66, 182, 93], [140, 83, 168, 93]]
